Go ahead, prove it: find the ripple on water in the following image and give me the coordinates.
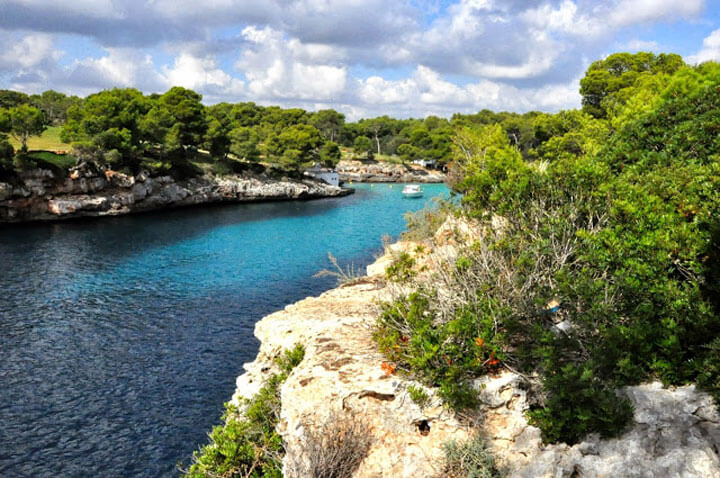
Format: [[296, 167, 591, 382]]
[[0, 183, 449, 477]]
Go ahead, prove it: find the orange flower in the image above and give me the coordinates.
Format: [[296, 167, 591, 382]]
[[381, 362, 396, 376], [487, 358, 500, 367], [475, 337, 484, 347]]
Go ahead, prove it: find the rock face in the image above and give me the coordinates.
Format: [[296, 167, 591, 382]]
[[0, 167, 351, 223], [232, 244, 720, 477], [337, 159, 445, 183]]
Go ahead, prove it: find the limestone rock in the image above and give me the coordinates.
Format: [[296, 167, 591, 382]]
[[337, 160, 446, 183], [230, 250, 720, 478], [0, 170, 351, 223]]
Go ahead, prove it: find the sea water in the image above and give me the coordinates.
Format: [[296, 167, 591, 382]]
[[0, 183, 449, 477]]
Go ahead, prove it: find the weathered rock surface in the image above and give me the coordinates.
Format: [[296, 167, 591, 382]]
[[337, 159, 445, 183], [232, 240, 720, 477], [0, 167, 351, 223]]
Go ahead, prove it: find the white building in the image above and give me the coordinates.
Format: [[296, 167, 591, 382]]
[[305, 166, 340, 187], [412, 159, 437, 168]]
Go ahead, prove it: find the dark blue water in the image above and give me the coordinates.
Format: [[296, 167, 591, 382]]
[[0, 183, 448, 478]]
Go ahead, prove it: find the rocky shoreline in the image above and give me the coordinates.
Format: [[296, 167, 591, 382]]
[[0, 166, 351, 223], [231, 221, 720, 477], [337, 159, 446, 183]]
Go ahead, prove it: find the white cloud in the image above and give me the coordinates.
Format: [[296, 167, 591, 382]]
[[357, 65, 580, 117], [236, 26, 348, 102], [688, 28, 720, 64], [61, 48, 168, 94], [0, 0, 714, 118], [164, 53, 244, 94], [609, 0, 705, 27], [0, 33, 61, 70], [522, 0, 604, 37]]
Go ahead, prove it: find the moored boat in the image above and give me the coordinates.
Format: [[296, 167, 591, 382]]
[[402, 184, 423, 198]]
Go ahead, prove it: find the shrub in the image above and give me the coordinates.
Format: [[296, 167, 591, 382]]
[[408, 385, 431, 408], [402, 200, 450, 242], [374, 61, 720, 445], [441, 434, 505, 478], [385, 252, 416, 283], [287, 411, 373, 478], [185, 344, 304, 478]]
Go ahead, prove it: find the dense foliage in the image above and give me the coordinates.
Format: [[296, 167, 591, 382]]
[[186, 344, 305, 478], [376, 54, 720, 444]]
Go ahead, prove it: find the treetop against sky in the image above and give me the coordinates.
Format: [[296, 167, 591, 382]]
[[1, 0, 719, 120]]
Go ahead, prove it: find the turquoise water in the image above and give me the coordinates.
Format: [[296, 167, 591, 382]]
[[0, 183, 448, 477]]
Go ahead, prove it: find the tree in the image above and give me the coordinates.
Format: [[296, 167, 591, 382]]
[[0, 109, 13, 175], [228, 127, 260, 162], [579, 52, 685, 118], [318, 141, 341, 167], [265, 124, 324, 171], [310, 109, 345, 142], [8, 104, 46, 152], [353, 135, 373, 158], [0, 90, 29, 109], [360, 116, 391, 155], [152, 87, 208, 151], [62, 88, 150, 165], [30, 90, 80, 125]]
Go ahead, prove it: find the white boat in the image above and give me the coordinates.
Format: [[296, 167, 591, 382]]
[[402, 184, 423, 198]]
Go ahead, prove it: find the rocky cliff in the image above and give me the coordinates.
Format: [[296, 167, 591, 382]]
[[232, 221, 720, 477], [0, 166, 351, 223], [337, 159, 445, 183]]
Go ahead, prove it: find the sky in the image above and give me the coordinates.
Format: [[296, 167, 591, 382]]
[[1, 0, 719, 120]]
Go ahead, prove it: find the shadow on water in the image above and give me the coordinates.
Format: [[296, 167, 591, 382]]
[[0, 192, 357, 267]]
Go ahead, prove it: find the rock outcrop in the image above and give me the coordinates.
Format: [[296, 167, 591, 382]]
[[337, 159, 445, 183], [232, 234, 720, 477], [0, 166, 351, 223]]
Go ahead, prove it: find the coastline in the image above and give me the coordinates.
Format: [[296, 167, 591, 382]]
[[336, 159, 446, 183], [0, 167, 352, 224], [227, 228, 720, 477]]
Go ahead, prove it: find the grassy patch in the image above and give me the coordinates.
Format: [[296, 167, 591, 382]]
[[9, 126, 71, 152], [27, 151, 76, 171]]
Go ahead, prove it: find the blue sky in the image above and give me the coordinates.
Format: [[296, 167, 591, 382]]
[[1, 0, 719, 119]]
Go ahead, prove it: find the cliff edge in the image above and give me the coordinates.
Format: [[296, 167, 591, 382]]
[[231, 223, 720, 477], [0, 165, 351, 223]]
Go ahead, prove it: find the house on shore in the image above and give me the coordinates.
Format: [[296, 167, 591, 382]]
[[305, 166, 340, 187], [412, 159, 437, 169]]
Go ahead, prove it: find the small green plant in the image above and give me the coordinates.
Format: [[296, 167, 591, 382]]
[[185, 344, 305, 477], [407, 385, 431, 408], [313, 252, 363, 286], [526, 363, 634, 445], [441, 434, 505, 478], [385, 252, 416, 283], [275, 343, 306, 373]]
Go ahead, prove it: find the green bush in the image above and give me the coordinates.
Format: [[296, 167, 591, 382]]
[[407, 385, 431, 408], [186, 344, 305, 477], [385, 252, 417, 283], [374, 60, 720, 445]]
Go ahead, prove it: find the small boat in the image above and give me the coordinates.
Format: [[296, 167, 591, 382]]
[[402, 184, 423, 198]]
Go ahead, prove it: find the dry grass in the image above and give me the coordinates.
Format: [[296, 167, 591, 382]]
[[288, 411, 373, 478], [313, 252, 364, 286]]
